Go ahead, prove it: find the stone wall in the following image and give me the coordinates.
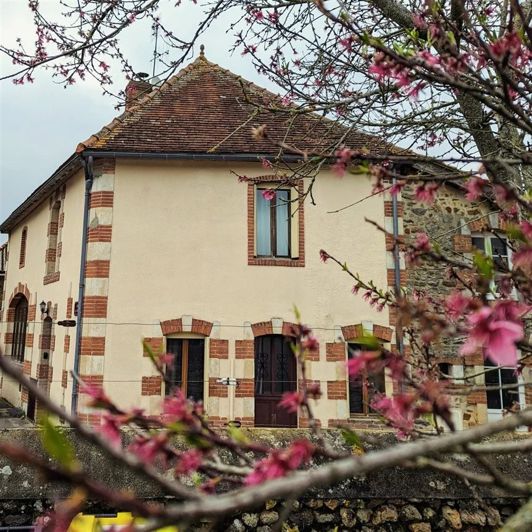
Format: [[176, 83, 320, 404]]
[[0, 427, 530, 529]]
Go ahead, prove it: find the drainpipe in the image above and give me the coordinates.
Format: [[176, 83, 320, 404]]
[[391, 174, 405, 363], [71, 155, 94, 414]]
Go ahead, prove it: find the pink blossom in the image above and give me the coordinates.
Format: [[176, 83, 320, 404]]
[[445, 291, 471, 320], [176, 449, 203, 475], [305, 382, 322, 399], [319, 249, 330, 262], [332, 147, 354, 177], [371, 394, 416, 436], [390, 180, 405, 196], [513, 248, 532, 272], [417, 50, 440, 67], [414, 232, 431, 252], [80, 383, 111, 408], [245, 453, 287, 485], [460, 307, 524, 366], [414, 182, 439, 204], [129, 435, 167, 464], [302, 335, 319, 352], [162, 390, 194, 424], [520, 221, 532, 241], [464, 177, 485, 201], [347, 351, 383, 378], [285, 440, 314, 469], [339, 35, 356, 53], [279, 391, 304, 413], [100, 414, 122, 448], [260, 157, 273, 169], [261, 189, 276, 201]]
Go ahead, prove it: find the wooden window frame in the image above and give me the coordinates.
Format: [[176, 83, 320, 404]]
[[256, 188, 291, 259], [247, 178, 305, 268], [165, 338, 205, 401]]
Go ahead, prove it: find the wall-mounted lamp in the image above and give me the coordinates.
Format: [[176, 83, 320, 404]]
[[39, 300, 50, 317]]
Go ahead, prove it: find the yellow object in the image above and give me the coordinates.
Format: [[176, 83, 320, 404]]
[[69, 512, 178, 531]]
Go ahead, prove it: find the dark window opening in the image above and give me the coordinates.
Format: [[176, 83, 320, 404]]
[[485, 357, 520, 411], [166, 339, 205, 402], [256, 189, 291, 258], [348, 344, 386, 415], [438, 363, 451, 380], [12, 296, 28, 363]]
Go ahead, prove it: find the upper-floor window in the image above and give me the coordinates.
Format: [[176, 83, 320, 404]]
[[46, 200, 61, 275], [471, 234, 512, 296], [12, 295, 28, 363], [19, 227, 27, 269], [248, 180, 305, 267], [165, 338, 205, 402], [256, 188, 290, 257]]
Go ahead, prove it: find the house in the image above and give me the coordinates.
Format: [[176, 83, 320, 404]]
[[0, 52, 525, 429]]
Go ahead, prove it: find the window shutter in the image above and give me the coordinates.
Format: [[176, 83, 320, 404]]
[[290, 188, 299, 259]]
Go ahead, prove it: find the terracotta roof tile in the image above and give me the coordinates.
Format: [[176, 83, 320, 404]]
[[77, 56, 394, 157]]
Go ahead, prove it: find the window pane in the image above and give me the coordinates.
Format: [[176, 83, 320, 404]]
[[275, 191, 290, 257], [187, 339, 205, 402], [166, 339, 183, 395], [255, 336, 272, 395], [274, 337, 296, 394], [491, 237, 509, 269], [256, 190, 271, 256], [500, 368, 519, 410], [472, 237, 486, 252], [485, 365, 502, 409]]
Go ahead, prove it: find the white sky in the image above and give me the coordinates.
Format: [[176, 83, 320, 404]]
[[0, 0, 275, 244]]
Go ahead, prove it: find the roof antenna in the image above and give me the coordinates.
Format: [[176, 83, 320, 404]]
[[152, 21, 159, 77], [199, 44, 205, 58]]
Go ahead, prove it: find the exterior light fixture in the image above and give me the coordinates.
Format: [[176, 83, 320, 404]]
[[39, 300, 49, 317]]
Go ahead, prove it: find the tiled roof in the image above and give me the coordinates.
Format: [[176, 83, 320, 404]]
[[77, 55, 394, 157]]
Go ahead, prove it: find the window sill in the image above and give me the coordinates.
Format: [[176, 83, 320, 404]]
[[43, 271, 60, 285], [249, 257, 305, 267]]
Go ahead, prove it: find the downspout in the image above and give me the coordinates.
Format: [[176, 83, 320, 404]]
[[71, 155, 94, 414], [391, 174, 405, 362]]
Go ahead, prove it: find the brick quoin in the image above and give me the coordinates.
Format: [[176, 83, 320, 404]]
[[235, 340, 254, 359], [43, 272, 60, 285], [37, 364, 51, 380], [3, 333, 13, 344], [235, 378, 254, 398], [64, 335, 70, 353], [387, 268, 408, 286], [141, 376, 162, 396], [305, 345, 320, 362], [467, 390, 487, 405], [83, 296, 108, 318], [453, 235, 473, 253], [85, 260, 111, 278], [21, 388, 29, 403], [209, 339, 228, 359], [384, 201, 404, 217], [143, 337, 164, 356], [22, 361, 31, 375], [341, 325, 363, 341], [59, 212, 65, 228], [66, 297, 73, 318], [45, 248, 57, 262], [326, 343, 346, 362], [80, 336, 105, 356], [373, 325, 393, 342], [94, 158, 116, 175], [47, 221, 58, 237], [327, 380, 347, 400], [299, 417, 322, 428], [77, 413, 102, 427], [208, 416, 229, 428], [468, 218, 489, 232], [89, 191, 114, 209], [28, 304, 36, 321], [79, 374, 104, 388], [87, 225, 113, 243], [62, 370, 68, 388], [209, 377, 228, 398], [6, 308, 15, 322]]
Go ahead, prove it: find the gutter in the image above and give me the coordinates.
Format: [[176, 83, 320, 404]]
[[71, 155, 94, 415], [81, 150, 306, 163]]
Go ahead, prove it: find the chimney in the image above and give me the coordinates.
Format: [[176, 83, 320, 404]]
[[125, 73, 152, 111]]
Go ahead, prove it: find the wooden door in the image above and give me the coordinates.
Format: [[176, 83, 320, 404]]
[[166, 339, 205, 401], [254, 335, 297, 427]]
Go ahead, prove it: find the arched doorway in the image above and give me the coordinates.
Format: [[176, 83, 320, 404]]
[[11, 295, 28, 363], [254, 335, 297, 427]]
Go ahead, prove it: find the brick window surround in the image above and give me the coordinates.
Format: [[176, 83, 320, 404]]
[[247, 177, 305, 267]]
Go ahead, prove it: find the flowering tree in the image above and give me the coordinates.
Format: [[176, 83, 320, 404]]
[[0, 0, 531, 530]]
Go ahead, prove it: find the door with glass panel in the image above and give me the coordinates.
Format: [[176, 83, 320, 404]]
[[254, 335, 297, 427]]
